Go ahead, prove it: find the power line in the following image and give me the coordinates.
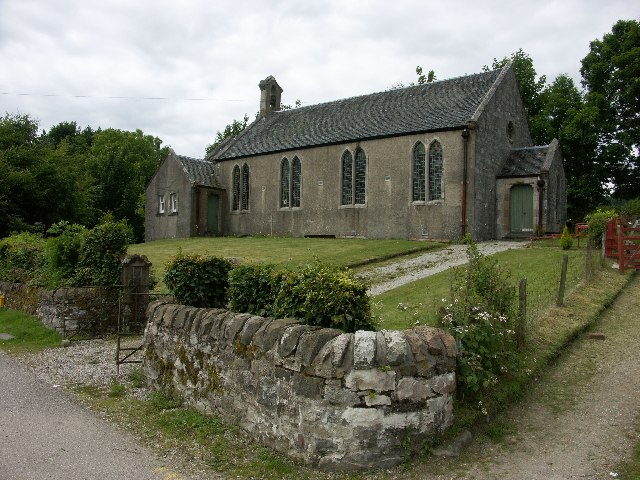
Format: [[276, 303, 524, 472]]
[[0, 91, 247, 102]]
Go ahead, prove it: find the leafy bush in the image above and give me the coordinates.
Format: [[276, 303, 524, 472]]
[[228, 264, 280, 315], [164, 252, 232, 308], [584, 207, 617, 243], [271, 261, 375, 333], [439, 242, 517, 398], [559, 226, 573, 250], [74, 215, 133, 286], [45, 221, 88, 285], [0, 232, 47, 284]]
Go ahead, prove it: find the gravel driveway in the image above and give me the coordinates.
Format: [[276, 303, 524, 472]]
[[364, 240, 527, 296]]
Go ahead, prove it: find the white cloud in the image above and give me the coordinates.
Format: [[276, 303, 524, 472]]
[[0, 0, 637, 158]]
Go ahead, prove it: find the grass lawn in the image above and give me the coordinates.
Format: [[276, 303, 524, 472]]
[[0, 309, 62, 353], [130, 236, 443, 289], [373, 245, 595, 330]]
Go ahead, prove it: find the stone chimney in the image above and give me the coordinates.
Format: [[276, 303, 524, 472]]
[[259, 76, 283, 116]]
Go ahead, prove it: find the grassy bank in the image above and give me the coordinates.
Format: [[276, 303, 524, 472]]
[[0, 309, 62, 353]]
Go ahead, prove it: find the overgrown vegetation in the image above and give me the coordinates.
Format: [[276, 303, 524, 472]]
[[439, 243, 518, 397], [0, 216, 133, 287]]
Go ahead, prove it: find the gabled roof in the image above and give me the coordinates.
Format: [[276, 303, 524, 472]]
[[174, 154, 221, 188], [214, 67, 509, 161], [498, 139, 561, 178]]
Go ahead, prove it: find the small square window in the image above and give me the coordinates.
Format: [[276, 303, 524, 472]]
[[169, 193, 178, 213], [158, 195, 165, 214]]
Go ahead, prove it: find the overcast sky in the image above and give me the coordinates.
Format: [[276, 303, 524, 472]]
[[1, 0, 637, 158]]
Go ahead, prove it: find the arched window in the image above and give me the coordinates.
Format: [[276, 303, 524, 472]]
[[341, 149, 367, 206], [341, 150, 353, 205], [354, 148, 367, 205], [280, 158, 290, 207], [291, 156, 301, 207], [241, 163, 250, 210], [412, 142, 426, 202], [232, 165, 240, 211], [428, 141, 443, 201]]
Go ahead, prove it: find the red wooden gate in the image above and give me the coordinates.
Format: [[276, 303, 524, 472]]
[[605, 219, 640, 273]]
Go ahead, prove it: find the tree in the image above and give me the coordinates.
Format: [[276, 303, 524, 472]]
[[484, 49, 547, 143], [390, 65, 437, 89], [87, 129, 168, 242], [580, 19, 640, 200], [205, 114, 250, 157]]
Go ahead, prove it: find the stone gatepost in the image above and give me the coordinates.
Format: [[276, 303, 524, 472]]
[[120, 254, 152, 332]]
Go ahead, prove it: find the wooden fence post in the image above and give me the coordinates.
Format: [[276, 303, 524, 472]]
[[517, 278, 527, 346], [586, 239, 593, 282], [557, 254, 569, 307]]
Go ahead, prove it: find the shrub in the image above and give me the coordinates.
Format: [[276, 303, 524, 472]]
[[559, 226, 573, 250], [228, 264, 280, 316], [74, 215, 133, 286], [0, 232, 47, 284], [584, 207, 617, 243], [619, 198, 640, 218], [45, 221, 88, 285], [164, 252, 232, 308], [439, 242, 517, 399], [271, 261, 375, 333]]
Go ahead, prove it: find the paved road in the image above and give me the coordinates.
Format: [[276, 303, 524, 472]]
[[0, 352, 188, 480]]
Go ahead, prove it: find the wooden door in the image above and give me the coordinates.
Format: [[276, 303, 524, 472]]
[[207, 195, 220, 234], [510, 184, 533, 234]]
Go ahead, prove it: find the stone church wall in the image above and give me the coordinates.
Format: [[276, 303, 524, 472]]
[[143, 300, 457, 470]]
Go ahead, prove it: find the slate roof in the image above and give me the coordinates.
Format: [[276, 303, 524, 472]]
[[175, 155, 221, 188], [499, 146, 549, 177], [214, 68, 505, 161]]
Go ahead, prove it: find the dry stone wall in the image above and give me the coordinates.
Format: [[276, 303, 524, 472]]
[[143, 300, 457, 470], [0, 281, 142, 337]]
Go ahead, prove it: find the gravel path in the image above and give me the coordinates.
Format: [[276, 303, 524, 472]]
[[364, 240, 527, 296]]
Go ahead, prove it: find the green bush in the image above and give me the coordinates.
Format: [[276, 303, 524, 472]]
[[45, 221, 88, 285], [228, 264, 280, 315], [584, 207, 617, 243], [74, 215, 133, 286], [439, 242, 517, 399], [0, 232, 47, 284], [271, 261, 375, 333], [619, 198, 640, 218], [164, 252, 232, 308], [559, 226, 573, 250]]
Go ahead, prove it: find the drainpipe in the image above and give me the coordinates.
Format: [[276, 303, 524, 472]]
[[194, 186, 200, 236], [537, 176, 546, 236], [461, 128, 470, 238]]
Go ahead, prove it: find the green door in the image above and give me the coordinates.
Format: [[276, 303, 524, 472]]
[[510, 184, 533, 234], [207, 195, 220, 234]]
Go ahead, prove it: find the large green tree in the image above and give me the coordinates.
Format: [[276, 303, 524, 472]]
[[580, 19, 640, 200], [0, 114, 94, 236], [87, 129, 168, 242]]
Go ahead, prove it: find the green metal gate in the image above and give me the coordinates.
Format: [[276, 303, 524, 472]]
[[510, 184, 533, 234]]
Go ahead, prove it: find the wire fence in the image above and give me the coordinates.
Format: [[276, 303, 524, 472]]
[[521, 240, 605, 330]]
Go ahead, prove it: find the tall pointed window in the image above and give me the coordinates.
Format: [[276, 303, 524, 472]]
[[341, 151, 353, 205], [291, 156, 301, 207], [341, 148, 366, 205], [241, 163, 250, 210], [280, 158, 290, 207], [354, 148, 367, 204], [232, 165, 240, 210], [428, 141, 443, 201], [412, 142, 426, 202]]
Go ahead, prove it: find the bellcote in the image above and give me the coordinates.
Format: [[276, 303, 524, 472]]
[[259, 76, 283, 116]]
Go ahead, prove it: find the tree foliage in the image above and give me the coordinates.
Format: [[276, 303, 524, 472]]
[[0, 113, 167, 242], [580, 19, 640, 200]]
